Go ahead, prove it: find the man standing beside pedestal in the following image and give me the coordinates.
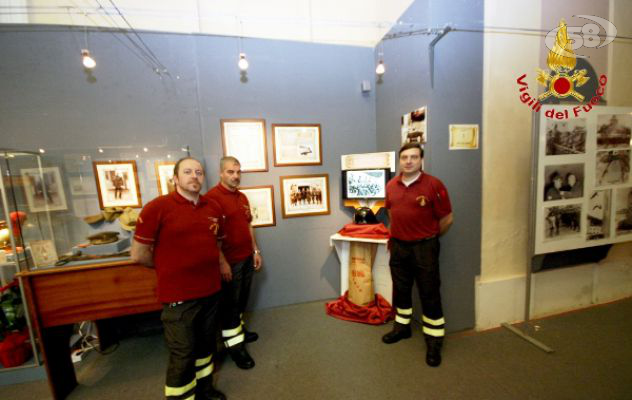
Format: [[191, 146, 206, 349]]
[[206, 156, 262, 369], [382, 142, 453, 367]]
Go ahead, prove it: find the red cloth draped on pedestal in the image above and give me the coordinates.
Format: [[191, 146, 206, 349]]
[[337, 223, 389, 239], [325, 291, 392, 325]]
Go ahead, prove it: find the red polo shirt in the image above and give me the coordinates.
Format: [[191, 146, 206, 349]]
[[134, 191, 224, 303], [205, 184, 253, 264], [385, 173, 452, 241]]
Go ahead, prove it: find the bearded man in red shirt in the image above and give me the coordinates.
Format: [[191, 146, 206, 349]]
[[132, 157, 226, 400]]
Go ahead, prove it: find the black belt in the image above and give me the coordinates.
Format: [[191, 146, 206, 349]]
[[391, 236, 437, 245]]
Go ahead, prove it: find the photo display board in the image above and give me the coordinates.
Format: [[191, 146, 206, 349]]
[[535, 105, 632, 254]]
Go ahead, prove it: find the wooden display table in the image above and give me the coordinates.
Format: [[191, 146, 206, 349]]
[[17, 259, 161, 400], [329, 233, 392, 303]]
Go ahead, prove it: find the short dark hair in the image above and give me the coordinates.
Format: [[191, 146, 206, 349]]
[[174, 157, 202, 176], [549, 171, 561, 182], [220, 156, 241, 172], [399, 142, 424, 158]]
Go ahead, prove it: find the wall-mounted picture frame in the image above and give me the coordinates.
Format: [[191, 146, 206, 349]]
[[155, 161, 176, 196], [449, 124, 479, 150], [240, 185, 276, 228], [272, 124, 322, 166], [401, 106, 427, 145], [21, 167, 68, 212], [534, 105, 632, 256], [280, 174, 330, 218], [92, 160, 142, 209], [221, 119, 268, 172]]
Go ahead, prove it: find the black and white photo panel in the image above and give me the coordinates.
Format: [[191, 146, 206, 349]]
[[596, 150, 630, 186], [587, 189, 611, 241], [546, 119, 587, 155], [543, 164, 584, 201], [615, 187, 632, 237], [597, 114, 632, 150], [544, 204, 582, 241]]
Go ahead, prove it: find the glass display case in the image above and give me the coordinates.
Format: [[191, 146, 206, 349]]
[[0, 145, 198, 272], [0, 144, 198, 373], [0, 149, 42, 371]]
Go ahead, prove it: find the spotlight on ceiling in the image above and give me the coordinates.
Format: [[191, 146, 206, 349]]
[[238, 53, 249, 71], [81, 49, 96, 69]]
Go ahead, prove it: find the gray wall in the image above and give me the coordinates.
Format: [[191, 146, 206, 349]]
[[375, 0, 484, 332], [0, 27, 376, 310]]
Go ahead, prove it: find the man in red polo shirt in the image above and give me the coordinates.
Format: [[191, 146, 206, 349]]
[[382, 142, 453, 368], [205, 156, 262, 370], [131, 157, 226, 400]]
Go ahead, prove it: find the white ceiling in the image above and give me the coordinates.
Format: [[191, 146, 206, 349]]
[[0, 0, 414, 47]]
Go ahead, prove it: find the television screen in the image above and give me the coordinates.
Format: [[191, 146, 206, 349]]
[[343, 169, 390, 199]]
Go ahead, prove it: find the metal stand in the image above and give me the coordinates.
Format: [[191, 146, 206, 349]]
[[501, 113, 554, 354]]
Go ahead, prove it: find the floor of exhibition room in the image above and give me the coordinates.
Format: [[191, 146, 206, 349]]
[[1, 297, 631, 400]]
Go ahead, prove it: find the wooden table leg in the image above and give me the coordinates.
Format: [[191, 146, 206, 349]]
[[41, 324, 77, 400]]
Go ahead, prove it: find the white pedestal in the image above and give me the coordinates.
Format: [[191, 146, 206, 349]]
[[329, 233, 392, 304]]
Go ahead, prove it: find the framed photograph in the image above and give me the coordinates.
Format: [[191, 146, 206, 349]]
[[587, 189, 611, 240], [543, 164, 584, 201], [272, 124, 322, 166], [280, 174, 330, 218], [69, 176, 97, 196], [21, 167, 68, 212], [449, 124, 479, 150], [221, 119, 268, 172], [595, 150, 629, 186], [155, 161, 176, 196], [543, 204, 582, 241], [401, 106, 427, 144], [545, 119, 586, 155], [93, 161, 142, 209], [29, 239, 58, 267], [597, 114, 632, 150], [240, 186, 276, 228], [614, 187, 632, 237]]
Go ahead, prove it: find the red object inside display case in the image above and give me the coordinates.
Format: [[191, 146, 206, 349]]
[[0, 329, 32, 367]]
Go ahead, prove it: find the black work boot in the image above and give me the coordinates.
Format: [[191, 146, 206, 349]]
[[196, 376, 227, 400], [243, 327, 259, 343], [425, 335, 443, 367], [382, 322, 412, 344], [228, 344, 255, 369]]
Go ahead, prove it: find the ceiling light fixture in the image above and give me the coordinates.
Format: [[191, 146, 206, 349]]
[[376, 40, 385, 76], [238, 53, 249, 71], [81, 49, 96, 69], [375, 60, 386, 76]]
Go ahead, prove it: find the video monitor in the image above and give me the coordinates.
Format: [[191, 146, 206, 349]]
[[342, 169, 390, 199]]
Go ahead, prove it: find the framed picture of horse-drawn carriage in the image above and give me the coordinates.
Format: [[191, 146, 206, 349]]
[[272, 124, 322, 166], [279, 174, 330, 218], [240, 185, 276, 228]]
